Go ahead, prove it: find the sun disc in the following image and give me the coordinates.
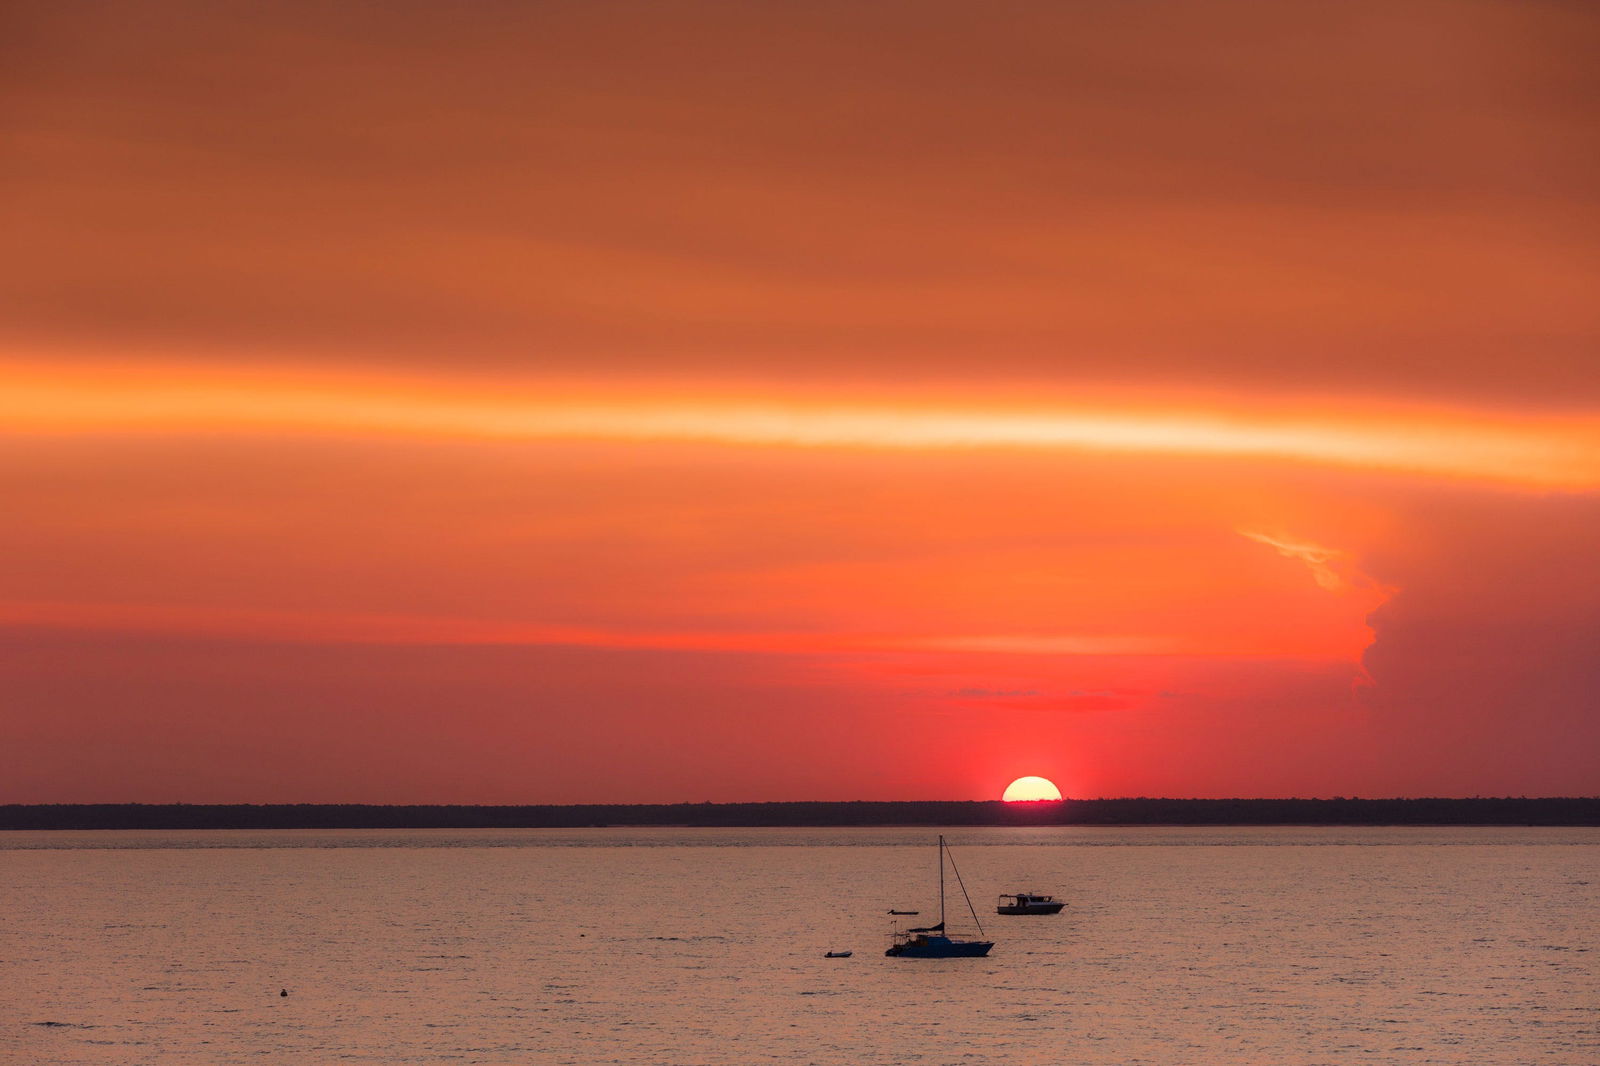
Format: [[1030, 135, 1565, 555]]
[[1002, 775, 1063, 802]]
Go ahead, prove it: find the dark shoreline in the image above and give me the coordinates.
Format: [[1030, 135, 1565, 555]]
[[2, 797, 1597, 831]]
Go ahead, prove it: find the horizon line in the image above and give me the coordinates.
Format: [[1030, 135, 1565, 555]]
[[6, 797, 1596, 808]]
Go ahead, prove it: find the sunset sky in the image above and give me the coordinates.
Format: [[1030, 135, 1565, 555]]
[[4, 0, 1597, 803]]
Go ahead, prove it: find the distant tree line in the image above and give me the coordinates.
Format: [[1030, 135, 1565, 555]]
[[2, 797, 1597, 831]]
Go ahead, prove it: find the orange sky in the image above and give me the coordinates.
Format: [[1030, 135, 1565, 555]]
[[3, 0, 1597, 802]]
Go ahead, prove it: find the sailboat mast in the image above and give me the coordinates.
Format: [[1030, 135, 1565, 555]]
[[943, 838, 986, 938], [938, 834, 946, 927]]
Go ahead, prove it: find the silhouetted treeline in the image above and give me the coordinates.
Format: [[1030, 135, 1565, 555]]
[[2, 797, 1597, 831]]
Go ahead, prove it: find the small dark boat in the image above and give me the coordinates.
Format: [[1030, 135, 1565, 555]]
[[887, 909, 920, 916], [997, 892, 1065, 915], [823, 950, 852, 958], [885, 836, 994, 959]]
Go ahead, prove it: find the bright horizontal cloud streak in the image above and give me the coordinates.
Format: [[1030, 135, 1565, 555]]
[[0, 598, 1168, 657], [4, 363, 1597, 488]]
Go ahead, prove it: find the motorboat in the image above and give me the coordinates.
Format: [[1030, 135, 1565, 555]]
[[885, 835, 994, 959], [997, 892, 1065, 915]]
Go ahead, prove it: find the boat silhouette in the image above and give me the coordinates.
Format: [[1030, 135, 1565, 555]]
[[997, 892, 1065, 915], [884, 835, 994, 958]]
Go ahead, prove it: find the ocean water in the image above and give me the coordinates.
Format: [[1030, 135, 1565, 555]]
[[3, 826, 1596, 1065]]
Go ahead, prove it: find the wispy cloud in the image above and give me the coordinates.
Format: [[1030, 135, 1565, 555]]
[[0, 599, 1173, 657], [1239, 531, 1359, 592]]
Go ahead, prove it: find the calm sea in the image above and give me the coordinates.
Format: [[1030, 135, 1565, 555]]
[[4, 826, 1595, 1065]]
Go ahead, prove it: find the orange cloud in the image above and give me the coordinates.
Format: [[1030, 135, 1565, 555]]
[[4, 361, 1598, 489]]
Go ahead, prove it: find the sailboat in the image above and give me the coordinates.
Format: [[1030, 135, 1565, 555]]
[[884, 835, 994, 958]]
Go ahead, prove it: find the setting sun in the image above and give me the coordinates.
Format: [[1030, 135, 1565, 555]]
[[1003, 776, 1063, 802]]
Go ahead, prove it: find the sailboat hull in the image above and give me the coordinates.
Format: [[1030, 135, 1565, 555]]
[[885, 935, 994, 958]]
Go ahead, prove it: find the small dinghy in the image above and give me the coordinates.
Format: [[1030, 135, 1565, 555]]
[[824, 950, 853, 958], [887, 909, 920, 916]]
